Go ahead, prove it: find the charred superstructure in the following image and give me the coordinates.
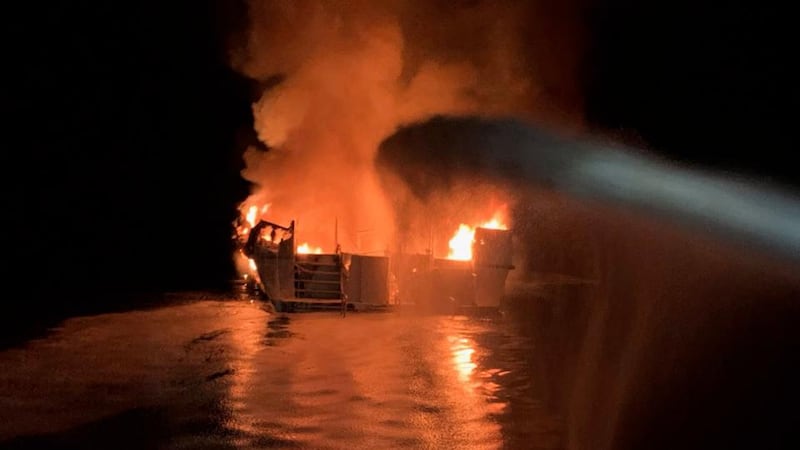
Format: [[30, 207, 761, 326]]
[[392, 227, 514, 311], [242, 219, 513, 312]]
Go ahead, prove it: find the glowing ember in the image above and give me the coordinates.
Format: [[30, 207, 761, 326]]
[[297, 242, 323, 254], [234, 250, 260, 281], [446, 210, 508, 261]]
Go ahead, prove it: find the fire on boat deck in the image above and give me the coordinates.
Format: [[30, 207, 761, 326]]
[[239, 218, 516, 313]]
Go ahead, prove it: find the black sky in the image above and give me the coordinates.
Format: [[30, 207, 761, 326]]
[[4, 1, 796, 326], [583, 0, 796, 187], [7, 2, 251, 304]]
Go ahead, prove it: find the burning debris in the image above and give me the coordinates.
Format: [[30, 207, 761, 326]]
[[447, 210, 509, 261], [223, 1, 575, 309], [226, 1, 558, 280], [239, 213, 514, 312]]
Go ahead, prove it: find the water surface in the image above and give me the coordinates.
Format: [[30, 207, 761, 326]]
[[0, 294, 560, 449]]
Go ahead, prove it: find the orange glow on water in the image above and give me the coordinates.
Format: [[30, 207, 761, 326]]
[[451, 336, 477, 382]]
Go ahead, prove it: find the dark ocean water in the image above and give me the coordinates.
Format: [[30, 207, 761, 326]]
[[3, 202, 799, 450], [0, 292, 562, 449]]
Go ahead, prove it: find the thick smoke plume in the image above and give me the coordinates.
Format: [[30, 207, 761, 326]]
[[229, 0, 583, 254]]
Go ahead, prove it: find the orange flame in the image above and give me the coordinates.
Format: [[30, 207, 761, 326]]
[[234, 203, 271, 241], [448, 224, 475, 261], [234, 250, 260, 281], [297, 242, 323, 254], [446, 209, 508, 261], [233, 203, 271, 279], [245, 206, 258, 227]]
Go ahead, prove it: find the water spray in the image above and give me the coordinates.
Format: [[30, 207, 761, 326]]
[[378, 116, 800, 265]]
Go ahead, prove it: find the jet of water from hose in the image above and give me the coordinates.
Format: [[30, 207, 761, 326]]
[[377, 116, 800, 266]]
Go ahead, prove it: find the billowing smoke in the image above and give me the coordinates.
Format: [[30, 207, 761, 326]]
[[229, 0, 584, 254]]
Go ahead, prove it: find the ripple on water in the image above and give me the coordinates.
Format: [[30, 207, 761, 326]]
[[0, 298, 561, 449]]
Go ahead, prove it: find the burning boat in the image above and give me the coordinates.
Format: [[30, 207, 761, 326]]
[[239, 218, 514, 313]]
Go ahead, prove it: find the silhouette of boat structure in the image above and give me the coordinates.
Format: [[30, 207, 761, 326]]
[[242, 219, 514, 313]]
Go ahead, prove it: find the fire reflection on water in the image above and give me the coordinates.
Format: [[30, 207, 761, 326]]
[[447, 326, 510, 420], [0, 297, 556, 448], [450, 336, 477, 383], [220, 304, 264, 443]]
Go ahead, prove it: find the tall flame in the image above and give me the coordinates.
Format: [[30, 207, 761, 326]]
[[233, 203, 272, 279], [245, 206, 258, 228], [447, 209, 508, 261], [234, 203, 271, 241], [448, 225, 475, 261]]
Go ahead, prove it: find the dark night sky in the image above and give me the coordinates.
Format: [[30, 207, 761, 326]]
[[584, 0, 796, 187], [6, 2, 254, 327], [4, 1, 796, 326]]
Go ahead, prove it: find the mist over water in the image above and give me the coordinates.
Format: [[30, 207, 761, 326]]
[[378, 116, 800, 449]]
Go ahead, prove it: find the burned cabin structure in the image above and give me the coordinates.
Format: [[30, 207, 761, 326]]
[[242, 220, 513, 312]]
